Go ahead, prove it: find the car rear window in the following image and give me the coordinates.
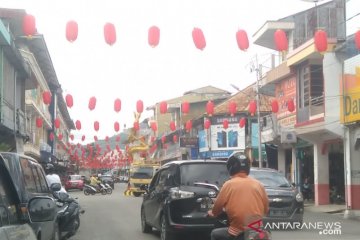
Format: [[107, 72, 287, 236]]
[[250, 171, 291, 188], [180, 163, 229, 187], [69, 175, 81, 181]]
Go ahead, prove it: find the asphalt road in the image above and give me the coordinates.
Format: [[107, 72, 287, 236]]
[[67, 183, 359, 240]]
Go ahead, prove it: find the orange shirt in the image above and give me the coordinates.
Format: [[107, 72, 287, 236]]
[[212, 172, 269, 236]]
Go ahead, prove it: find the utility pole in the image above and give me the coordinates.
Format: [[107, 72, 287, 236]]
[[248, 55, 263, 168], [255, 61, 263, 168]]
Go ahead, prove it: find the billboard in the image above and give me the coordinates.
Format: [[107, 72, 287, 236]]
[[209, 116, 246, 151], [340, 72, 360, 124]]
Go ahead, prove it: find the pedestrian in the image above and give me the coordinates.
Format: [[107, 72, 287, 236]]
[[45, 164, 67, 193], [302, 177, 312, 201]]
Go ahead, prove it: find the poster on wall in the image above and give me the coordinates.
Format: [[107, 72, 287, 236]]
[[198, 130, 209, 152], [210, 116, 245, 151]]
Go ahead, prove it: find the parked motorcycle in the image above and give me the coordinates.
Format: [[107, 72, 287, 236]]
[[83, 184, 107, 195], [53, 190, 85, 240]]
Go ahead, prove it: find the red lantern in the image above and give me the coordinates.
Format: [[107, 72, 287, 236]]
[[58, 134, 63, 141], [65, 94, 73, 108], [105, 136, 109, 142], [355, 30, 360, 50], [94, 136, 98, 141], [185, 120, 192, 132], [248, 101, 257, 116], [169, 121, 176, 131], [94, 121, 100, 131], [161, 135, 166, 144], [192, 28, 206, 50], [236, 29, 249, 51], [75, 120, 81, 130], [70, 134, 74, 141], [82, 135, 86, 141], [173, 135, 178, 143], [133, 122, 140, 131], [104, 23, 116, 45], [66, 20, 78, 42], [151, 122, 157, 132], [160, 101, 167, 114], [54, 118, 60, 129], [228, 101, 237, 116], [88, 97, 96, 110], [181, 101, 190, 114], [148, 26, 160, 47], [114, 98, 121, 112], [23, 14, 36, 36], [42, 91, 52, 105], [136, 100, 144, 113], [287, 99, 295, 112], [314, 30, 328, 52], [49, 132, 54, 141], [223, 119, 229, 129], [114, 122, 120, 132], [206, 101, 214, 116], [274, 29, 288, 52], [204, 119, 211, 129], [36, 117, 43, 128], [271, 100, 279, 113], [116, 135, 121, 142], [239, 117, 246, 128]]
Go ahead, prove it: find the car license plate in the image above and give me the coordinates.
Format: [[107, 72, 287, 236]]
[[71, 182, 77, 186], [270, 210, 288, 216]]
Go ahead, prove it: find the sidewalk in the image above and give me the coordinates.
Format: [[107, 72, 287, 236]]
[[304, 202, 346, 213], [304, 202, 360, 221]]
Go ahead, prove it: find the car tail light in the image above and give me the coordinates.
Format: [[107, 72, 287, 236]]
[[170, 187, 194, 199]]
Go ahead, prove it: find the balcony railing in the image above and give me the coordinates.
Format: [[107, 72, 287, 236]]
[[297, 95, 325, 123]]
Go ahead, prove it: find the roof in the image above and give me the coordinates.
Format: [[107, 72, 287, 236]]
[[183, 85, 231, 95], [213, 82, 274, 115], [162, 159, 226, 167]]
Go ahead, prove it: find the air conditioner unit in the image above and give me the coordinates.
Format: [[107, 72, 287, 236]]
[[280, 131, 297, 144]]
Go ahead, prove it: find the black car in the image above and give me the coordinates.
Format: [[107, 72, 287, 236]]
[[0, 152, 60, 240], [99, 175, 115, 189], [140, 160, 304, 240]]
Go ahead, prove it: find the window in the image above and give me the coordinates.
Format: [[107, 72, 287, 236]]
[[180, 163, 229, 187], [148, 172, 160, 191], [35, 167, 49, 193], [0, 164, 20, 226], [250, 171, 291, 188], [19, 158, 37, 193]]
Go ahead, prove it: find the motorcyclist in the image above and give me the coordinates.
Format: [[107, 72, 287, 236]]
[[207, 152, 269, 240], [90, 174, 101, 190], [45, 163, 67, 193]]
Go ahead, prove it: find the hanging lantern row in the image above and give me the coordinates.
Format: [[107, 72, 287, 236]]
[[24, 14, 344, 53]]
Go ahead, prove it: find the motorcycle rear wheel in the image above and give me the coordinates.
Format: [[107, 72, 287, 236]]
[[101, 189, 107, 195], [83, 189, 90, 196], [106, 188, 112, 194]]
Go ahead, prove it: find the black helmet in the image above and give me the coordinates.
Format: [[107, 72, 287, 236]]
[[45, 163, 55, 173], [226, 152, 250, 176]]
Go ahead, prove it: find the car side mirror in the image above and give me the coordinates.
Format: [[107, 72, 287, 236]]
[[28, 197, 57, 222], [50, 183, 61, 192]]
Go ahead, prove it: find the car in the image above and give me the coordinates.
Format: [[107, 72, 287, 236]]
[[99, 175, 115, 189], [0, 152, 60, 240], [65, 175, 84, 191], [140, 160, 304, 240]]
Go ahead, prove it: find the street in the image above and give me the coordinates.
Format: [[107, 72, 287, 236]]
[[68, 183, 360, 240]]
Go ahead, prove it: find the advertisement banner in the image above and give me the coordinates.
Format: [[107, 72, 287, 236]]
[[198, 130, 209, 152], [210, 116, 245, 151]]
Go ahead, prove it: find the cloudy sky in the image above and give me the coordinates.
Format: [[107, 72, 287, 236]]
[[2, 0, 359, 143]]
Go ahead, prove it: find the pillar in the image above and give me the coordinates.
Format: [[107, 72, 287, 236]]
[[344, 127, 360, 219], [314, 142, 329, 205], [278, 148, 286, 177]]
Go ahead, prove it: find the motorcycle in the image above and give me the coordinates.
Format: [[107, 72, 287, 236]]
[[83, 184, 107, 195], [103, 183, 113, 194], [194, 182, 272, 240], [53, 190, 85, 240]]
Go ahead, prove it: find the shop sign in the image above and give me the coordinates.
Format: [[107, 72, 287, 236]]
[[340, 73, 360, 123], [180, 137, 198, 148]]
